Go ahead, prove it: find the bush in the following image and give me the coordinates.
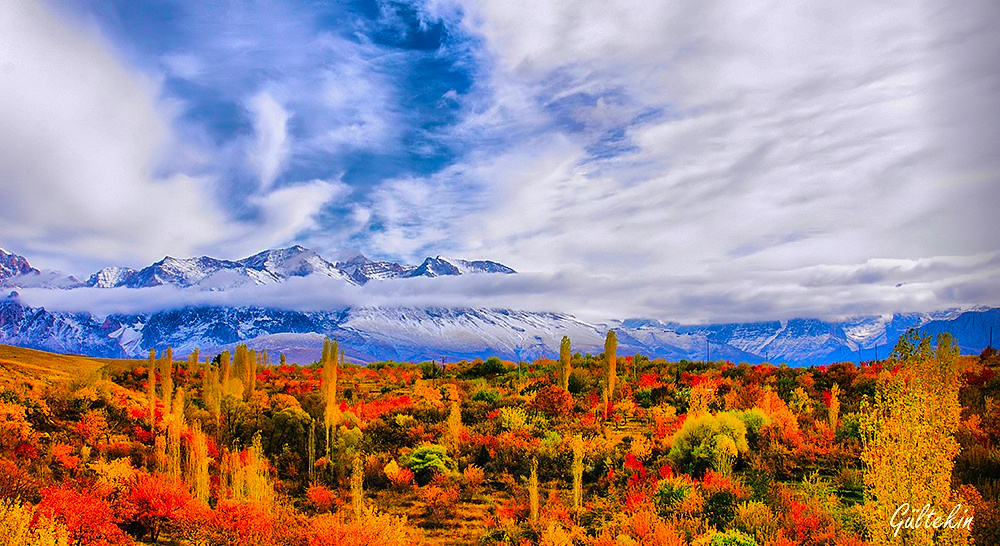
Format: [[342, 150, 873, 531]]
[[732, 501, 777, 545], [404, 445, 454, 485], [530, 386, 573, 418], [472, 389, 501, 405], [35, 485, 131, 546], [709, 529, 758, 546], [734, 408, 770, 447], [668, 412, 748, 477], [653, 478, 692, 515], [307, 509, 422, 545]]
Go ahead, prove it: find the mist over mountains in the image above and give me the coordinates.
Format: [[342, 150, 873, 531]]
[[0, 246, 996, 365]]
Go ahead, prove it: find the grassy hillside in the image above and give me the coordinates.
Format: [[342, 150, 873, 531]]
[[0, 344, 109, 389]]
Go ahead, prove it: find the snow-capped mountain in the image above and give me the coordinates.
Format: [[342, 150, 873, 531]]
[[0, 248, 38, 280], [70, 246, 516, 290], [1, 245, 995, 366], [0, 248, 82, 289], [406, 256, 516, 278], [0, 289, 995, 366], [334, 255, 515, 284], [83, 246, 355, 290], [336, 254, 416, 284]]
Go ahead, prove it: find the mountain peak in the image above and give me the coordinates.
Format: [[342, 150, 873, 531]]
[[0, 248, 40, 280]]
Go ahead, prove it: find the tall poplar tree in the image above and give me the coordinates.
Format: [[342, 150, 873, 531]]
[[603, 330, 618, 417], [321, 338, 340, 454], [559, 336, 572, 390], [147, 348, 157, 429]]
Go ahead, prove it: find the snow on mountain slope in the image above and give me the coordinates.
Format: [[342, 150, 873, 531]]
[[70, 247, 514, 290], [87, 266, 138, 288], [336, 254, 415, 284], [240, 246, 352, 283], [405, 257, 516, 279], [0, 248, 39, 280], [338, 307, 608, 362]]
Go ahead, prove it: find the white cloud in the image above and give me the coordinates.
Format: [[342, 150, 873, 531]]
[[418, 0, 999, 318], [248, 91, 290, 190], [0, 2, 226, 268], [0, 2, 343, 273]]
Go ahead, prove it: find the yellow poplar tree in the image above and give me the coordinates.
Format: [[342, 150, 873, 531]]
[[559, 336, 572, 391], [529, 456, 540, 523], [219, 350, 232, 397], [828, 383, 840, 432], [147, 348, 157, 429], [230, 434, 274, 511], [186, 348, 199, 370], [321, 338, 340, 454], [159, 348, 173, 414], [203, 358, 221, 422], [166, 388, 184, 481], [859, 331, 970, 546], [571, 435, 584, 514], [186, 420, 210, 505], [604, 330, 618, 418], [351, 456, 364, 520]]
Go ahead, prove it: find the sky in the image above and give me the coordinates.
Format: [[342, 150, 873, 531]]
[[1, 0, 998, 323]]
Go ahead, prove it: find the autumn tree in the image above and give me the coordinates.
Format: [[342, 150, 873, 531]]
[[203, 357, 221, 422], [322, 338, 340, 455], [160, 347, 174, 413], [147, 348, 157, 429], [604, 330, 618, 417], [166, 388, 185, 481], [559, 336, 572, 390], [186, 348, 199, 370], [219, 350, 233, 398], [571, 435, 584, 514], [529, 456, 540, 523], [828, 383, 840, 432], [186, 420, 210, 505], [859, 331, 971, 545], [351, 455, 364, 520]]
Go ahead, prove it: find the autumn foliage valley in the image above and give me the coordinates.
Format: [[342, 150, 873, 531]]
[[0, 330, 998, 546]]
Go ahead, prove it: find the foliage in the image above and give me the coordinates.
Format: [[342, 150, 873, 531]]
[[531, 385, 574, 418], [668, 412, 749, 477], [859, 331, 969, 545], [708, 529, 758, 546], [0, 334, 990, 545], [404, 444, 454, 484]]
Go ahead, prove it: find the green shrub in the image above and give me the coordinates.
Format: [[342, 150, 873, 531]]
[[471, 389, 501, 405], [709, 529, 758, 546], [733, 501, 777, 545], [404, 444, 455, 485], [734, 408, 770, 447], [668, 412, 749, 477], [653, 477, 692, 515]]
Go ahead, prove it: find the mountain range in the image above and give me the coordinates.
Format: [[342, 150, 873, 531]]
[[0, 246, 996, 366], [0, 246, 515, 290]]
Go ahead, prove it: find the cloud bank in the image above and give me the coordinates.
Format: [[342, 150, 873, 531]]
[[0, 0, 997, 323]]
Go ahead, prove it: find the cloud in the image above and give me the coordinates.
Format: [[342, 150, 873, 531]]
[[0, 2, 224, 268], [0, 2, 346, 273], [3, 0, 997, 324], [248, 92, 290, 190], [352, 0, 1000, 318], [15, 251, 999, 324]]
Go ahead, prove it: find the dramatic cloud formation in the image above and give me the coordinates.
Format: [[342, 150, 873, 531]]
[[1, 0, 997, 321]]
